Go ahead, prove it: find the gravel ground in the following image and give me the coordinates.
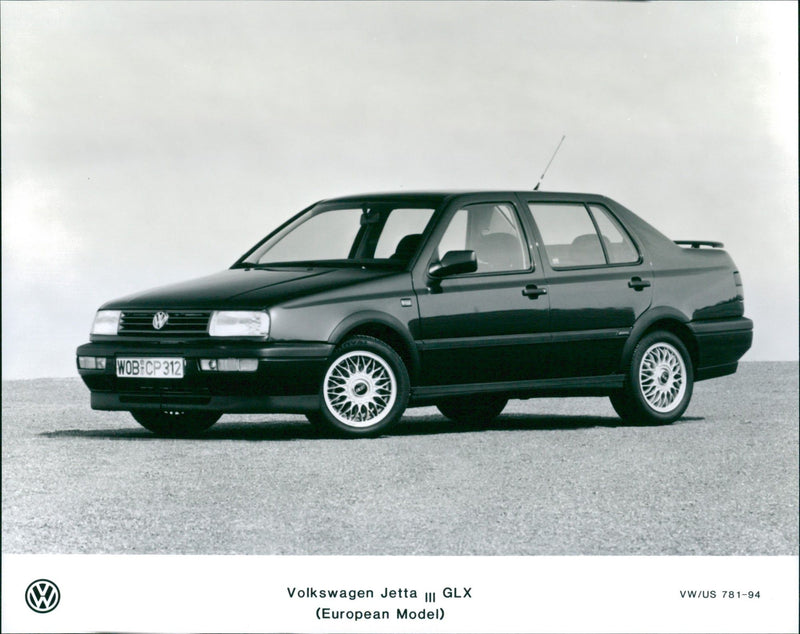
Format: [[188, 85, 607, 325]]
[[2, 362, 797, 555]]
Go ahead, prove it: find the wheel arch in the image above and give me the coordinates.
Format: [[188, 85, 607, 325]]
[[328, 312, 420, 383], [621, 308, 699, 374]]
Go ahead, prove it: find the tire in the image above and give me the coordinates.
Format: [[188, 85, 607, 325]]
[[611, 330, 694, 425], [437, 394, 508, 425], [131, 410, 221, 437], [609, 390, 636, 421], [305, 411, 326, 427], [318, 336, 410, 437]]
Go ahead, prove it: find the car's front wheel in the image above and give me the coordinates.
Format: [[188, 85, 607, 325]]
[[131, 410, 221, 437], [611, 330, 693, 425], [437, 394, 508, 425], [318, 336, 410, 437]]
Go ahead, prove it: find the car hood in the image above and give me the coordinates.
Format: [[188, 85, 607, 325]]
[[101, 267, 399, 310]]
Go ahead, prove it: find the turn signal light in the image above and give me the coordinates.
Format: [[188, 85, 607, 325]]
[[78, 356, 107, 370]]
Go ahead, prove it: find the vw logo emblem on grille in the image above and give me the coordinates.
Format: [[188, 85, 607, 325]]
[[152, 311, 170, 330], [26, 579, 60, 613]]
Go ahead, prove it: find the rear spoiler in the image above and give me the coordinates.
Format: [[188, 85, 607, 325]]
[[674, 240, 724, 249]]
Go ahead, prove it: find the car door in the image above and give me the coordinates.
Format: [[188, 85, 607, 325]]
[[521, 196, 653, 377], [412, 197, 551, 387]]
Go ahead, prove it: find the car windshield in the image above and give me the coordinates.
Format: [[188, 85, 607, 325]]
[[240, 203, 436, 267]]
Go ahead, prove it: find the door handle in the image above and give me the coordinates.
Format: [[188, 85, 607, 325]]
[[628, 277, 651, 291], [522, 284, 547, 299]]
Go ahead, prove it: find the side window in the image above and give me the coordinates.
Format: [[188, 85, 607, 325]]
[[435, 203, 530, 274], [529, 203, 605, 267], [588, 205, 639, 264]]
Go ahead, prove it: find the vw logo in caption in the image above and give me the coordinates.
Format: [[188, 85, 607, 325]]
[[26, 579, 60, 613]]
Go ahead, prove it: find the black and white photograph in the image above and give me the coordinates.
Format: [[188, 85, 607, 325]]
[[2, 2, 797, 633]]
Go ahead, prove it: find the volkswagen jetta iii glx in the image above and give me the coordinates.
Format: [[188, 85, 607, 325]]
[[77, 191, 753, 437]]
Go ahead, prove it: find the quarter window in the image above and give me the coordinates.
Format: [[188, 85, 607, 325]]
[[528, 202, 638, 268], [588, 205, 639, 264], [435, 203, 530, 273]]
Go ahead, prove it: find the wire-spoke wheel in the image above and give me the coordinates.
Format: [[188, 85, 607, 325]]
[[638, 342, 686, 412], [319, 336, 409, 437], [611, 330, 693, 425]]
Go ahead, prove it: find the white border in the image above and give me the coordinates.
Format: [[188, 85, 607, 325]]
[[2, 555, 798, 633]]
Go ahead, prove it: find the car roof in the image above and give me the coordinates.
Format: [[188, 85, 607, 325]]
[[319, 190, 612, 205]]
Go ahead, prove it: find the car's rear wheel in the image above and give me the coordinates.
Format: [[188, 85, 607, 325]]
[[131, 410, 221, 437], [437, 394, 508, 425], [611, 330, 693, 425], [318, 336, 410, 437]]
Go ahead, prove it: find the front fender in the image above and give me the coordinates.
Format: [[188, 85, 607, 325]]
[[328, 310, 421, 380]]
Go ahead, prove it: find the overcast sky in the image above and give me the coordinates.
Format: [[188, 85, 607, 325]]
[[2, 1, 797, 380]]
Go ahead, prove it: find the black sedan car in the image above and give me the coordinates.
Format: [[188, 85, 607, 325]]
[[77, 191, 753, 437]]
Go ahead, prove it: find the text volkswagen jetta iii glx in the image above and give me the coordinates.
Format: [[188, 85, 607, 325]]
[[77, 191, 753, 437]]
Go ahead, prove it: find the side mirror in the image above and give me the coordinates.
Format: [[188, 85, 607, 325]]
[[428, 250, 477, 279]]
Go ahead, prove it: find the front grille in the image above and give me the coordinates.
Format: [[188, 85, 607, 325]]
[[119, 310, 211, 337]]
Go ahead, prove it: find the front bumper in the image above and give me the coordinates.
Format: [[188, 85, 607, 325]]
[[76, 340, 333, 413]]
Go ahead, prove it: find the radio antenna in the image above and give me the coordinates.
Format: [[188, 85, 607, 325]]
[[533, 134, 566, 190]]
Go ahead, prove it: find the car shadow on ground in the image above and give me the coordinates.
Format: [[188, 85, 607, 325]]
[[40, 413, 705, 442]]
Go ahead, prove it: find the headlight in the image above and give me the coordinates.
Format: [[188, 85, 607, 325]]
[[209, 311, 270, 337], [91, 310, 121, 335]]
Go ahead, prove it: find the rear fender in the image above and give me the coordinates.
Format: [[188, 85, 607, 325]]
[[620, 307, 694, 373]]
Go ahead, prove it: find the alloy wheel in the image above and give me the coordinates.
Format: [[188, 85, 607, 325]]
[[323, 350, 397, 427], [638, 342, 687, 413]]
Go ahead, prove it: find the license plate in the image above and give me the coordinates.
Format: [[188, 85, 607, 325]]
[[116, 357, 184, 379]]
